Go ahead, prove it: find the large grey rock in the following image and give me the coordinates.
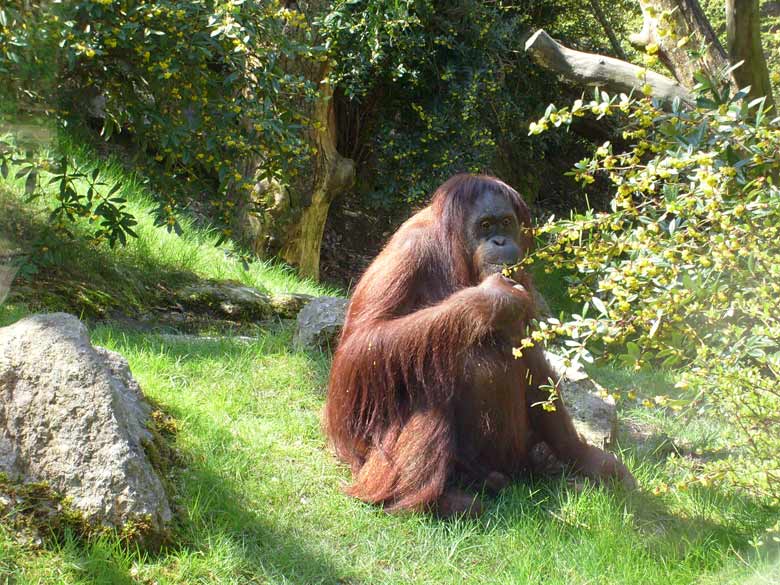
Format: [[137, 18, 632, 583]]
[[294, 297, 348, 350], [0, 313, 171, 537], [545, 351, 617, 448]]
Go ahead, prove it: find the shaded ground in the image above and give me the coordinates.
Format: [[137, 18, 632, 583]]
[[320, 194, 397, 291]]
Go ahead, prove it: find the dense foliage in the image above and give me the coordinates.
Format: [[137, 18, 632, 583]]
[[525, 77, 780, 503], [56, 0, 323, 240], [3, 0, 626, 243], [322, 0, 586, 207], [0, 2, 54, 104]]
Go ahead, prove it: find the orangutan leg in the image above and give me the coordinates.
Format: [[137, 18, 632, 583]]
[[347, 407, 455, 513]]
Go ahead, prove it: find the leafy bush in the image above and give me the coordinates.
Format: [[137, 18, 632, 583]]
[[526, 80, 780, 503], [0, 1, 55, 105], [321, 0, 572, 207], [55, 0, 324, 237]]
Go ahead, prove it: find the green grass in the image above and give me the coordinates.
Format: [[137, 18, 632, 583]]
[[0, 316, 776, 584]]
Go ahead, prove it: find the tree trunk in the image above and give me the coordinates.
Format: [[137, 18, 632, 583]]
[[589, 0, 628, 60], [237, 2, 355, 281], [726, 0, 775, 107], [629, 0, 733, 91], [525, 30, 693, 108]]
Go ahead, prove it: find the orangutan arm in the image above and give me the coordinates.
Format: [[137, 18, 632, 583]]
[[337, 274, 527, 405]]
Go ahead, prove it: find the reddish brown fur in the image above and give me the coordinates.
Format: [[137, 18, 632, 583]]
[[325, 174, 627, 515]]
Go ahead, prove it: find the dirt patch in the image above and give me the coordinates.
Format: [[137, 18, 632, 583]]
[[320, 194, 405, 290]]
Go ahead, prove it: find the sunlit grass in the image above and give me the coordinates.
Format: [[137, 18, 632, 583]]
[[0, 318, 774, 584], [0, 120, 776, 585]]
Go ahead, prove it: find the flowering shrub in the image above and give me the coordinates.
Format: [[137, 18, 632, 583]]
[[525, 82, 780, 503], [56, 0, 323, 238], [0, 1, 54, 103]]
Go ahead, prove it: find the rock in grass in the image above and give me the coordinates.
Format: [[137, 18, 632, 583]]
[[175, 280, 314, 320], [294, 297, 348, 350], [544, 351, 617, 449], [176, 280, 274, 319], [0, 313, 172, 540]]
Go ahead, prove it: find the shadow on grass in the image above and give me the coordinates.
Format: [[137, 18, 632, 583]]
[[51, 445, 351, 585], [485, 472, 771, 574], [44, 330, 347, 584], [90, 319, 331, 380], [14, 322, 771, 583]]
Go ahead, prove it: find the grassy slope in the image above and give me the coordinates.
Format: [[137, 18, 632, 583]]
[[0, 135, 336, 319], [0, 318, 775, 585], [0, 139, 777, 584]]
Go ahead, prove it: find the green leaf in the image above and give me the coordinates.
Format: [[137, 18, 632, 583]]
[[591, 296, 607, 316]]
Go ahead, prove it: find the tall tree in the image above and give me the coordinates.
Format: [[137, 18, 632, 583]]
[[726, 0, 775, 105], [236, 1, 355, 281]]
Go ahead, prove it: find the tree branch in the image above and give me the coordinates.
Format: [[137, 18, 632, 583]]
[[588, 0, 628, 61], [524, 29, 694, 109]]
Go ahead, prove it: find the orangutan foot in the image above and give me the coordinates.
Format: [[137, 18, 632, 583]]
[[483, 471, 510, 494], [436, 489, 483, 518], [529, 441, 566, 475]]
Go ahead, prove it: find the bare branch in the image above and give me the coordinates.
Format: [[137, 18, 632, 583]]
[[588, 0, 628, 61], [524, 29, 694, 109]]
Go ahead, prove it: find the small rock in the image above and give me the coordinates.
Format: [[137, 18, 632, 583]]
[[0, 313, 172, 539], [293, 297, 348, 350], [545, 351, 617, 449]]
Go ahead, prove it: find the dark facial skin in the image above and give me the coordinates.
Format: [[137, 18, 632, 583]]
[[469, 189, 523, 282]]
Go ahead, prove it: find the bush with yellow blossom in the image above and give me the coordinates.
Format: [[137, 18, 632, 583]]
[[56, 0, 322, 239], [525, 80, 780, 504]]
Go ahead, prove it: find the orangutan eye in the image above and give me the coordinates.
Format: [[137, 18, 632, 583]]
[[501, 217, 511, 227], [480, 220, 490, 230]]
